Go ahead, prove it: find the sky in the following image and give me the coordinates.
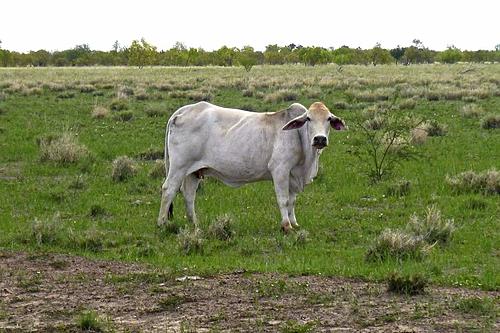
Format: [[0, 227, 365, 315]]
[[1, 0, 498, 52]]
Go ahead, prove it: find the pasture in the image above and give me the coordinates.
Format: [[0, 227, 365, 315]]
[[0, 64, 499, 331]]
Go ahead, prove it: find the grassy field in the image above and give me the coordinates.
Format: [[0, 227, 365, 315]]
[[0, 64, 499, 291]]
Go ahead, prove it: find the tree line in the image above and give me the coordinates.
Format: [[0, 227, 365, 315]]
[[1, 39, 499, 69]]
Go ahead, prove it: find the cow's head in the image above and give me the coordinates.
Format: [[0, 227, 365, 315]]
[[282, 102, 346, 149]]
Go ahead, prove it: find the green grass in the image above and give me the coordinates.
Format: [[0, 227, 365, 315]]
[[0, 65, 499, 290]]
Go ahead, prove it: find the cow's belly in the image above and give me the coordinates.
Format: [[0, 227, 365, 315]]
[[188, 159, 272, 188]]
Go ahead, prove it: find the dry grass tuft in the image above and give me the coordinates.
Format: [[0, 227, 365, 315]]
[[386, 179, 411, 197], [263, 89, 298, 103], [410, 126, 428, 145], [208, 214, 235, 241], [39, 132, 88, 164], [178, 227, 205, 254], [365, 229, 431, 262], [421, 120, 447, 136], [109, 98, 128, 111], [460, 104, 484, 118], [111, 156, 137, 182], [148, 159, 165, 179], [91, 105, 110, 119], [407, 206, 455, 245], [446, 169, 499, 194]]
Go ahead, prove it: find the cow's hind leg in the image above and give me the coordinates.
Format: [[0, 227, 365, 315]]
[[157, 170, 184, 227], [181, 173, 201, 227]]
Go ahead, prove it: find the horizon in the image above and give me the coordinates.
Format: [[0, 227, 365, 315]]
[[1, 0, 498, 53]]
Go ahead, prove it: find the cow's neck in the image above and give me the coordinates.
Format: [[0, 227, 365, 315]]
[[291, 126, 321, 192]]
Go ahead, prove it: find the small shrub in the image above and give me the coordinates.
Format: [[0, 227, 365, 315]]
[[480, 114, 500, 129], [111, 156, 137, 182], [91, 105, 110, 119], [386, 179, 411, 197], [114, 110, 133, 121], [76, 310, 106, 332], [149, 159, 165, 179], [109, 98, 128, 111], [39, 132, 88, 164], [177, 227, 204, 255], [208, 214, 235, 241], [386, 272, 427, 295], [407, 206, 455, 245], [446, 169, 499, 195], [294, 229, 309, 246], [365, 229, 430, 262], [460, 104, 484, 118], [264, 89, 298, 103]]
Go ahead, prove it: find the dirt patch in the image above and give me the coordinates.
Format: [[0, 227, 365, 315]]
[[0, 250, 497, 332]]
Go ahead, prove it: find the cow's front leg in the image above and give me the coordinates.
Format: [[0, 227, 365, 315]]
[[288, 192, 299, 228], [272, 171, 292, 232]]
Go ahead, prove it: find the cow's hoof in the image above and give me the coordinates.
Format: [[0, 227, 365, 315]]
[[281, 221, 293, 233], [291, 222, 300, 228]]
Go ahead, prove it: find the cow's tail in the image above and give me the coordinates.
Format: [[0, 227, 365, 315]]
[[164, 122, 174, 219]]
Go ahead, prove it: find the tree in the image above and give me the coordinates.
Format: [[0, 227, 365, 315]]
[[128, 38, 157, 68], [237, 46, 258, 72], [368, 43, 394, 65], [438, 46, 462, 64], [390, 46, 406, 64]]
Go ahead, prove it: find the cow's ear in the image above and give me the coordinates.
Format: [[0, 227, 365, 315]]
[[330, 117, 346, 130], [283, 113, 308, 130]]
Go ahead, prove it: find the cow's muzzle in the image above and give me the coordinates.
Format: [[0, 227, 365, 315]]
[[312, 135, 328, 149]]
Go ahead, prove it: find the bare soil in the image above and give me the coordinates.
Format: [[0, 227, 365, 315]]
[[0, 250, 497, 332]]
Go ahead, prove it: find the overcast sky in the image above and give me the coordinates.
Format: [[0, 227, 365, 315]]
[[1, 0, 498, 52]]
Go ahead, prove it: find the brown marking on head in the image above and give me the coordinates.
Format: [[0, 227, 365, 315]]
[[308, 102, 330, 120]]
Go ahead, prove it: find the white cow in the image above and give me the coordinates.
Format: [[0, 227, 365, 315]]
[[157, 101, 346, 232]]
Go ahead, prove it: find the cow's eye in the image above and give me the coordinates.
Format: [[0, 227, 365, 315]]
[[306, 116, 311, 121]]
